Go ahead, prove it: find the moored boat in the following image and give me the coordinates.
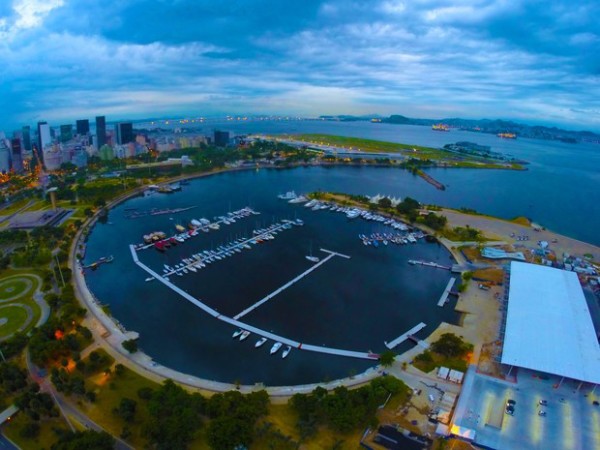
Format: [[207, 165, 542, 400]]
[[270, 342, 282, 355], [255, 337, 268, 348]]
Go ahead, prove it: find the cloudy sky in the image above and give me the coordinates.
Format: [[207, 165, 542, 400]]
[[1, 0, 599, 131]]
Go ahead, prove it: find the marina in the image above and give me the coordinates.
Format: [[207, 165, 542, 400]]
[[437, 278, 457, 307], [128, 244, 380, 361], [385, 322, 427, 349]]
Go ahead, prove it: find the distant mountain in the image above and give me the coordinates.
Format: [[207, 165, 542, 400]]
[[318, 115, 600, 144]]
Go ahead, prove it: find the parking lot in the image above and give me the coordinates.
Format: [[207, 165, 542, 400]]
[[452, 368, 600, 450]]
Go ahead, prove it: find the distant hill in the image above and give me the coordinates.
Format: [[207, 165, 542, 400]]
[[318, 115, 600, 144]]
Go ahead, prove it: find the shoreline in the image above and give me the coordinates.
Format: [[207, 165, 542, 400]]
[[68, 164, 599, 397]]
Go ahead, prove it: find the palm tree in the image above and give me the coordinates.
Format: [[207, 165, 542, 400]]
[[379, 350, 396, 367]]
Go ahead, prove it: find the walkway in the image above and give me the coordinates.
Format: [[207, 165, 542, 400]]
[[385, 322, 426, 349], [437, 278, 456, 307], [130, 245, 378, 361], [233, 248, 346, 320]]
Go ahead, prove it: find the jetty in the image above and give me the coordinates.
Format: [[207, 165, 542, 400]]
[[417, 170, 445, 190], [385, 322, 426, 349], [83, 255, 114, 270], [129, 245, 379, 361], [234, 249, 349, 320], [437, 278, 456, 307], [408, 260, 451, 270]]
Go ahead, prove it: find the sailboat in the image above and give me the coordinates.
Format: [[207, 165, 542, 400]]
[[305, 241, 320, 263]]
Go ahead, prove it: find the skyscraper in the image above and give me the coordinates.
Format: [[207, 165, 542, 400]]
[[76, 119, 90, 135], [11, 138, 23, 173], [214, 130, 230, 147], [116, 122, 134, 145], [22, 126, 31, 151], [37, 121, 51, 162], [60, 124, 73, 142], [0, 138, 10, 173], [95, 116, 107, 149]]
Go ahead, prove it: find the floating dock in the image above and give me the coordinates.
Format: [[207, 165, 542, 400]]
[[385, 322, 426, 349], [129, 245, 378, 361], [437, 278, 456, 307], [83, 255, 114, 270], [234, 249, 347, 320]]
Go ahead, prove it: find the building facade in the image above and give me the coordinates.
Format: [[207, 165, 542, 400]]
[[95, 116, 107, 149]]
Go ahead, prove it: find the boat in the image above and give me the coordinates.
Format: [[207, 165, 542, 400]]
[[270, 342, 283, 355], [175, 224, 186, 233], [255, 337, 268, 348], [497, 132, 517, 139], [239, 330, 251, 341], [145, 277, 154, 282], [305, 241, 320, 263], [277, 191, 296, 200], [232, 329, 243, 339], [281, 346, 292, 358], [432, 123, 449, 131], [346, 209, 361, 219]]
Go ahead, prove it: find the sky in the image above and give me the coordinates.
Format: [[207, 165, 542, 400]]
[[1, 0, 599, 131]]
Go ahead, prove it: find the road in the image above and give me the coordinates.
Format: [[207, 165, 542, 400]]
[[24, 349, 134, 450], [0, 432, 19, 450]]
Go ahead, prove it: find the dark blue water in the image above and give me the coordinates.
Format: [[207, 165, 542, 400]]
[[84, 168, 461, 385], [146, 120, 600, 245]]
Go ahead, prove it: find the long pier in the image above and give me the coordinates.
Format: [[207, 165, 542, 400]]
[[437, 278, 456, 307], [385, 322, 427, 349], [234, 249, 348, 320], [129, 246, 378, 361]]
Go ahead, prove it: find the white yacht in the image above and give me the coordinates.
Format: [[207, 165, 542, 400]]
[[255, 337, 268, 348], [270, 342, 283, 355], [281, 346, 292, 359], [239, 330, 251, 341]]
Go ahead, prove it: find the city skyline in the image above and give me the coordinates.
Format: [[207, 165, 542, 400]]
[[0, 0, 599, 131]]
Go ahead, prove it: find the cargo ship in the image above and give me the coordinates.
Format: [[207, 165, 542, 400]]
[[432, 123, 449, 131], [497, 132, 517, 139]]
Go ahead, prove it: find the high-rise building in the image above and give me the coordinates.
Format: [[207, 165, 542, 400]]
[[37, 121, 51, 162], [116, 122, 134, 145], [60, 124, 73, 143], [214, 130, 230, 147], [76, 119, 90, 135], [95, 116, 107, 149], [22, 126, 31, 151], [10, 138, 23, 173], [0, 138, 11, 173]]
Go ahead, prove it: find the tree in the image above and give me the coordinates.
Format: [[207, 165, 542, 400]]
[[50, 430, 114, 450], [114, 397, 137, 423], [122, 339, 138, 353], [378, 197, 392, 208], [379, 351, 396, 367], [431, 333, 473, 358]]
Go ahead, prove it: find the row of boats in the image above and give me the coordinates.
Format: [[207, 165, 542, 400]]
[[150, 219, 304, 281], [139, 207, 259, 250], [359, 232, 423, 246], [232, 329, 292, 358], [303, 199, 411, 230]]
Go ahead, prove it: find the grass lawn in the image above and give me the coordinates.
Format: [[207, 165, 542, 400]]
[[77, 364, 161, 449], [0, 305, 30, 338], [0, 278, 31, 300], [472, 268, 505, 284], [0, 199, 31, 215], [2, 413, 69, 450]]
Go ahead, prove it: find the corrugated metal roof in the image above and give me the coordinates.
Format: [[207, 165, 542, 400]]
[[501, 262, 600, 384]]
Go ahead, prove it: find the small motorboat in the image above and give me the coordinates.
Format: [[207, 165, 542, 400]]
[[270, 342, 282, 355], [239, 330, 251, 341], [281, 346, 292, 359], [232, 329, 243, 339], [255, 337, 268, 348]]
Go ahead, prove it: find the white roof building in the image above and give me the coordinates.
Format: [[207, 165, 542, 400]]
[[501, 261, 600, 384]]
